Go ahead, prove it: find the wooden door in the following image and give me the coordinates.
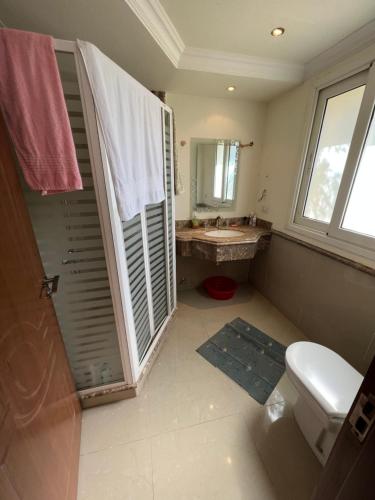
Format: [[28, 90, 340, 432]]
[[312, 356, 375, 500], [0, 113, 81, 500]]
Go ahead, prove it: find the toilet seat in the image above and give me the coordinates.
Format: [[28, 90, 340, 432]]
[[286, 342, 363, 420]]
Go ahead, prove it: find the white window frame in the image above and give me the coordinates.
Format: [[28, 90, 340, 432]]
[[293, 63, 375, 254]]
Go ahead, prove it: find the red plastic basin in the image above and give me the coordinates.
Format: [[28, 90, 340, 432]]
[[203, 276, 238, 300]]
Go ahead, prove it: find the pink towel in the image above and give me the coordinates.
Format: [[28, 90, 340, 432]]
[[0, 29, 82, 194]]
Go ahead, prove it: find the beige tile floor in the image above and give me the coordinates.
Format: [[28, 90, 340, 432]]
[[78, 286, 322, 500]]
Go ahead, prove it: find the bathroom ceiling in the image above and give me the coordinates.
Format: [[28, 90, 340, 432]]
[[160, 0, 375, 63], [0, 0, 176, 92], [1, 0, 375, 101]]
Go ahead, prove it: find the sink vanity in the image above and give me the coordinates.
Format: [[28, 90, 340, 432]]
[[176, 225, 271, 263], [177, 136, 271, 264]]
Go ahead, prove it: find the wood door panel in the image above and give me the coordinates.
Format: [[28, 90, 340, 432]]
[[0, 113, 81, 500], [0, 469, 19, 500]]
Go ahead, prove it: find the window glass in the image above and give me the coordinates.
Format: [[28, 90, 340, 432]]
[[342, 110, 375, 237], [303, 85, 365, 223]]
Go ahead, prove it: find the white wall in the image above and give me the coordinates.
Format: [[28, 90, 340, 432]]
[[255, 82, 312, 228], [250, 45, 375, 369], [167, 93, 266, 220], [255, 42, 375, 267]]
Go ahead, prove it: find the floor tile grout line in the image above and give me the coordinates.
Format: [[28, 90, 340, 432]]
[[78, 289, 314, 500], [79, 384, 290, 457], [79, 393, 291, 458], [79, 408, 251, 458]]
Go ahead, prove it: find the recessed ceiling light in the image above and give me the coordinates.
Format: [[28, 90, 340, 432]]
[[227, 85, 236, 92], [271, 27, 285, 37]]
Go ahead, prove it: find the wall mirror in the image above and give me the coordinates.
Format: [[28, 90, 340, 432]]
[[191, 138, 240, 212]]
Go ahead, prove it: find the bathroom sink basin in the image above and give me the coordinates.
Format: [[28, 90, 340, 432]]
[[205, 229, 245, 238]]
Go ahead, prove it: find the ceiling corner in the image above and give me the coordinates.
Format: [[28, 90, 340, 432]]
[[305, 19, 375, 79], [124, 0, 185, 67]]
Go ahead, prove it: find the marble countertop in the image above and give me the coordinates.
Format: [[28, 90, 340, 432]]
[[175, 225, 271, 246]]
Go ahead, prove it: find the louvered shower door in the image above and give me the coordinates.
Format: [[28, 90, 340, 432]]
[[122, 214, 152, 361], [122, 108, 176, 365], [164, 110, 176, 312], [146, 202, 169, 333]]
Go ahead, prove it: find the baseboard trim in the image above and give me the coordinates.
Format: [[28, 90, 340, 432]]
[[80, 383, 137, 408]]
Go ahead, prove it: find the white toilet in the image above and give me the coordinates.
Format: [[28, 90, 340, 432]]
[[285, 341, 363, 465]]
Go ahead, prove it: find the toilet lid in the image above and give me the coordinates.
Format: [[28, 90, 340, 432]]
[[286, 342, 363, 419]]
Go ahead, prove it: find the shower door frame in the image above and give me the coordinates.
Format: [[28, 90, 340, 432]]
[[53, 39, 177, 393]]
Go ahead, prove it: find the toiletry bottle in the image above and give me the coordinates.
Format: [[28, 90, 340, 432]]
[[191, 211, 200, 228], [252, 214, 257, 227]]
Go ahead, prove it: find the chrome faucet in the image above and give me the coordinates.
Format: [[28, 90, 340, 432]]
[[216, 215, 223, 229]]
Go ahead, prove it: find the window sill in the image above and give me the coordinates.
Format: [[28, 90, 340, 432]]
[[280, 222, 375, 273]]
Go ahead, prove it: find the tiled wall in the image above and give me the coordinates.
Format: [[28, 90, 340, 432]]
[[249, 234, 375, 374]]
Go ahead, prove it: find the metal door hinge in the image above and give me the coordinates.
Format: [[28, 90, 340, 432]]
[[40, 275, 60, 298]]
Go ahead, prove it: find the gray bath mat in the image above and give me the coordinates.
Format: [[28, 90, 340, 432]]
[[197, 317, 286, 404]]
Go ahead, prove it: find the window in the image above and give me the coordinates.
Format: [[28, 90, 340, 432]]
[[294, 65, 375, 251]]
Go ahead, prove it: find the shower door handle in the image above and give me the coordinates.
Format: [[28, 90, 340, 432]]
[[40, 275, 60, 298]]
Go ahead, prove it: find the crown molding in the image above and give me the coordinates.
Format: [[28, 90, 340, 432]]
[[179, 47, 304, 83], [124, 0, 185, 67], [124, 0, 303, 83], [305, 20, 375, 79], [125, 0, 374, 86]]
